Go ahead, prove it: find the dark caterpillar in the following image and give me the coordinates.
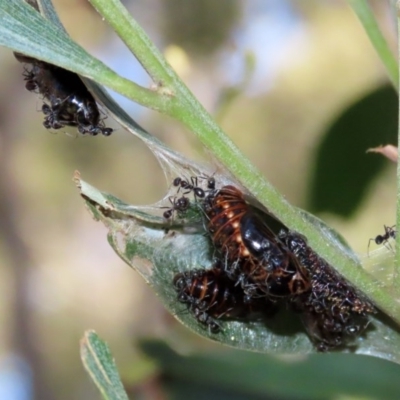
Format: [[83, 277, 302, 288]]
[[279, 230, 376, 351], [15, 53, 113, 136]]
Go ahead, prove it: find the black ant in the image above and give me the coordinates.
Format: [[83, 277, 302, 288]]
[[162, 196, 190, 219], [200, 175, 216, 191], [42, 102, 77, 130], [368, 225, 396, 255], [23, 68, 38, 92], [173, 176, 205, 199]]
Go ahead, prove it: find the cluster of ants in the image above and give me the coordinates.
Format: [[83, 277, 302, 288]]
[[14, 52, 113, 137], [163, 175, 378, 351]]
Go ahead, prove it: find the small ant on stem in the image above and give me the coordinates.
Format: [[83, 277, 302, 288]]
[[368, 225, 396, 255]]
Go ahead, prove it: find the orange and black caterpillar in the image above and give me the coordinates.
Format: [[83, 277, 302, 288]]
[[173, 266, 276, 333], [202, 185, 310, 298]]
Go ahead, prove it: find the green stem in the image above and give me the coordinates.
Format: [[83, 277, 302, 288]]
[[348, 0, 398, 88], [0, 1, 170, 113], [395, 2, 400, 291], [87, 69, 172, 113], [88, 0, 178, 88], [88, 0, 400, 322], [176, 101, 400, 323]]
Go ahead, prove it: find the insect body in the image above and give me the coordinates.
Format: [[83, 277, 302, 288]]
[[167, 176, 376, 350], [203, 185, 310, 298], [173, 266, 276, 332], [240, 212, 310, 296], [368, 225, 396, 255], [173, 176, 205, 199], [279, 230, 376, 351], [15, 53, 113, 136], [162, 196, 190, 219], [203, 176, 216, 191]]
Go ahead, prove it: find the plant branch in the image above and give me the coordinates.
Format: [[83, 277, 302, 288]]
[[0, 1, 172, 112], [88, 0, 179, 88], [395, 1, 400, 291], [87, 0, 400, 322], [348, 0, 398, 88]]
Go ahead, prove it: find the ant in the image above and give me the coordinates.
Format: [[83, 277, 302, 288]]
[[162, 196, 190, 219], [23, 67, 38, 92], [368, 225, 396, 255], [173, 176, 205, 199], [42, 102, 77, 130], [198, 175, 216, 191], [173, 174, 216, 199]]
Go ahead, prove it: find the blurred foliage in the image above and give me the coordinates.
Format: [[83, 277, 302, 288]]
[[81, 331, 129, 400], [309, 84, 397, 217], [215, 51, 256, 122], [138, 339, 400, 400], [161, 0, 241, 57]]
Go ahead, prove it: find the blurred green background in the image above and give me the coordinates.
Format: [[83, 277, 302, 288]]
[[0, 0, 398, 399]]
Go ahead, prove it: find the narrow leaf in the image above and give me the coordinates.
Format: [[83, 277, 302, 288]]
[[141, 339, 400, 400], [0, 0, 166, 111], [395, 0, 400, 292], [81, 330, 129, 400], [348, 0, 398, 88], [36, 0, 64, 29]]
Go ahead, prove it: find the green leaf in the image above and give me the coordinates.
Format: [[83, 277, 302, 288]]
[[35, 0, 64, 28], [396, 1, 400, 288], [75, 175, 400, 363], [309, 84, 397, 217], [348, 0, 398, 88], [140, 339, 400, 400], [80, 330, 129, 400], [0, 0, 166, 111]]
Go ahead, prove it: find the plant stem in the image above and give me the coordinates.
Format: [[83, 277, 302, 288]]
[[89, 0, 400, 321], [88, 0, 178, 87], [395, 1, 400, 291], [348, 0, 398, 88], [0, 1, 170, 112]]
